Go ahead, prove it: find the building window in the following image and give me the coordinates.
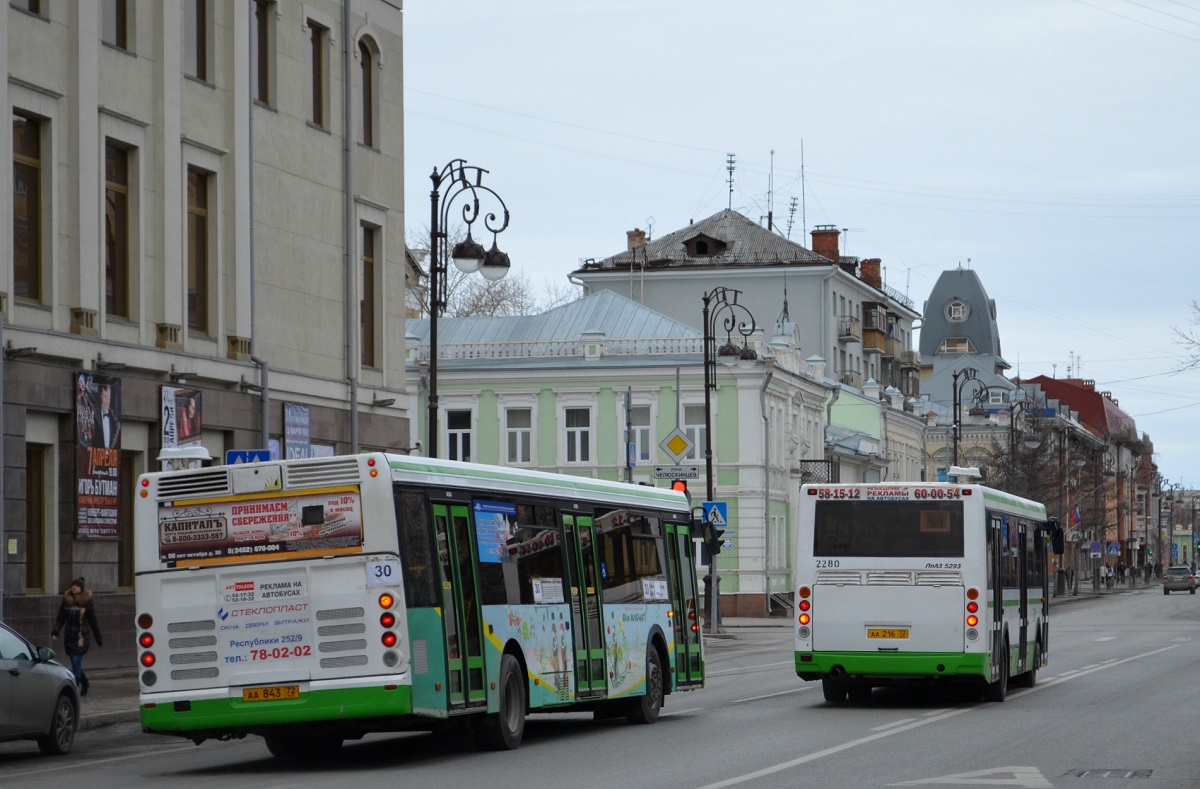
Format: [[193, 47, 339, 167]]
[[946, 299, 970, 321], [447, 410, 472, 462], [683, 404, 707, 461], [25, 445, 44, 591], [13, 113, 42, 302], [565, 407, 591, 463], [938, 338, 974, 355], [358, 39, 375, 146], [102, 0, 129, 50], [185, 0, 208, 81], [118, 453, 135, 588], [506, 408, 532, 464], [186, 167, 210, 334], [308, 19, 329, 127], [251, 0, 273, 106], [629, 405, 651, 463], [360, 223, 377, 367], [13, 0, 43, 15], [105, 143, 130, 319]]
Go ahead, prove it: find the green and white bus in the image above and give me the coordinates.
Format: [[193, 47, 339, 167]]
[[134, 452, 704, 755], [794, 477, 1058, 703]]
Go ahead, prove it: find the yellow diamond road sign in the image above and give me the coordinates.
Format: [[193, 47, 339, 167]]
[[659, 428, 694, 465]]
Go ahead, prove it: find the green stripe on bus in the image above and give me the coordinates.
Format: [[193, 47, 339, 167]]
[[140, 684, 414, 733], [385, 456, 685, 506], [981, 489, 1047, 519], [795, 651, 989, 679]]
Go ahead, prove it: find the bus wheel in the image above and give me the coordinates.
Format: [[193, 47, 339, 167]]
[[1012, 642, 1039, 688], [821, 679, 847, 703], [480, 653, 526, 750], [847, 684, 872, 704], [983, 644, 1008, 702], [265, 734, 343, 760], [627, 648, 664, 724]]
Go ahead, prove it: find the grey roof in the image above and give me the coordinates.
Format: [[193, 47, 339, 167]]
[[573, 209, 830, 273], [919, 267, 1006, 362], [406, 290, 701, 349]]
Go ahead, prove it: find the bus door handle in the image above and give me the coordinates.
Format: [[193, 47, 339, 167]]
[[876, 647, 899, 652]]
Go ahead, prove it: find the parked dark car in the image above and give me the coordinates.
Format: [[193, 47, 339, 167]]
[[1163, 565, 1196, 595], [0, 621, 79, 754]]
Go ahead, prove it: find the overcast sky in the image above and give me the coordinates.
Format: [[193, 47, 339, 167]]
[[403, 1, 1200, 489]]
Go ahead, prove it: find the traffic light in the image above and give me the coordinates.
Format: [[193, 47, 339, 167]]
[[701, 513, 726, 557], [670, 479, 691, 506]]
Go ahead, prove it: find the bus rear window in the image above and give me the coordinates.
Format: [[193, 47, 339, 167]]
[[813, 501, 964, 558]]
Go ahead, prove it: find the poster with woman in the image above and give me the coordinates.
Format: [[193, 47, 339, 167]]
[[161, 386, 204, 470]]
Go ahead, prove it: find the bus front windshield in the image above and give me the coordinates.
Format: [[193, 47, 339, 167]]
[[813, 501, 964, 558]]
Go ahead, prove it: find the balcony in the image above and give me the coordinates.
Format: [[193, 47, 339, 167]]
[[884, 337, 902, 359], [838, 369, 863, 389], [899, 350, 920, 370], [837, 316, 862, 343], [862, 309, 885, 356]]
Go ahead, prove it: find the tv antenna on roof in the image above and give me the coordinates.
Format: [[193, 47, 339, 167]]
[[726, 153, 736, 210]]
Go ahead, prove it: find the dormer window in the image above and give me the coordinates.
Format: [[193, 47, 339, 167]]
[[683, 233, 728, 258], [945, 299, 969, 322]]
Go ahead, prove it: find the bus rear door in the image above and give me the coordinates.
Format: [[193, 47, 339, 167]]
[[431, 501, 487, 708], [665, 519, 703, 687], [563, 512, 606, 697]]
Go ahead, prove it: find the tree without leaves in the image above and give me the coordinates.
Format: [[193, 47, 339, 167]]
[[1172, 300, 1200, 371]]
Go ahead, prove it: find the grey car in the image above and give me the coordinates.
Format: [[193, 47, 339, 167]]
[[0, 621, 80, 755], [1163, 565, 1196, 595]]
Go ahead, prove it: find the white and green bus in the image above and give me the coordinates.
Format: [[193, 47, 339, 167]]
[[134, 452, 704, 755], [794, 476, 1059, 703]]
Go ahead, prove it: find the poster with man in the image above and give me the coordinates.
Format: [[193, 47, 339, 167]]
[[161, 386, 204, 470], [75, 372, 121, 539]]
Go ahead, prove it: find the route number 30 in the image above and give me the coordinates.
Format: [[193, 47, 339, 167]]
[[366, 559, 400, 587]]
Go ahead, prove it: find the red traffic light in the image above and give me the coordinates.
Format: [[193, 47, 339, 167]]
[[670, 479, 688, 493]]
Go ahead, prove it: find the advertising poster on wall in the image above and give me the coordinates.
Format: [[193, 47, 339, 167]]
[[284, 403, 311, 460], [74, 372, 121, 539], [161, 386, 205, 470]]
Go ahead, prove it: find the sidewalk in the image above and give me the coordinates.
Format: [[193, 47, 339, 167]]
[[76, 580, 1155, 732]]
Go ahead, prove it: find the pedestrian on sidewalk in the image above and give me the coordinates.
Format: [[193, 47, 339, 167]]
[[51, 576, 103, 697]]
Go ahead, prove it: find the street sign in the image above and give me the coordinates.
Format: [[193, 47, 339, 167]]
[[702, 501, 728, 528], [1107, 542, 1120, 557], [658, 428, 694, 465], [653, 464, 699, 479], [226, 449, 271, 465]]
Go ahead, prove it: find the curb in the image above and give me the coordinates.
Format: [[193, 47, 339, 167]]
[[80, 709, 140, 732]]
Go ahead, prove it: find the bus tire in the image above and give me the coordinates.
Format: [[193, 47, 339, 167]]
[[821, 679, 847, 703], [983, 642, 1008, 702], [264, 734, 343, 760], [480, 653, 526, 750], [627, 648, 664, 724], [847, 683, 872, 704], [1012, 641, 1039, 688]]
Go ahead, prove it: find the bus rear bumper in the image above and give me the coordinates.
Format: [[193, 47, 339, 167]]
[[140, 681, 415, 738], [795, 651, 987, 682]]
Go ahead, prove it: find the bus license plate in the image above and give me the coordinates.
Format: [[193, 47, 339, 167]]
[[242, 685, 300, 702], [867, 628, 909, 639]]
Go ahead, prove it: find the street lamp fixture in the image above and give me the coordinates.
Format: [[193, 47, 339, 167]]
[[427, 159, 511, 458], [701, 286, 757, 635], [951, 367, 988, 468]]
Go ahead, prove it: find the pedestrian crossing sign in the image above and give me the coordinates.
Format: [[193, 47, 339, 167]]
[[702, 501, 727, 528]]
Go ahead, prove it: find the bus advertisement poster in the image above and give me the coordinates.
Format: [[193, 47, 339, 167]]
[[474, 499, 517, 564], [157, 490, 363, 564]]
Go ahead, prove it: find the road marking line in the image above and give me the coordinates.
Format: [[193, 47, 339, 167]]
[[732, 687, 810, 704], [695, 644, 1180, 789], [707, 660, 794, 676], [871, 717, 918, 732], [4, 744, 195, 777]]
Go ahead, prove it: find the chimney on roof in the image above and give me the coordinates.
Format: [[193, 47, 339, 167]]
[[860, 258, 882, 289], [627, 228, 647, 251], [811, 225, 840, 262]]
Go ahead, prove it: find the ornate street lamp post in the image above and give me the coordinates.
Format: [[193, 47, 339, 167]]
[[427, 160, 511, 458], [701, 287, 757, 635], [951, 367, 988, 468]]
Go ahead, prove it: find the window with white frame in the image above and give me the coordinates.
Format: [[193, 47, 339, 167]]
[[629, 406, 651, 463], [505, 407, 532, 465], [564, 407, 591, 463], [770, 512, 787, 571], [683, 404, 706, 461], [447, 409, 472, 463]]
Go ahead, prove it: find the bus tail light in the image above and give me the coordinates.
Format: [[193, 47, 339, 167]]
[[966, 615, 978, 627], [380, 612, 396, 628], [140, 651, 156, 668], [798, 613, 811, 625], [381, 632, 398, 648], [378, 592, 395, 609], [139, 632, 155, 648], [965, 590, 980, 639]]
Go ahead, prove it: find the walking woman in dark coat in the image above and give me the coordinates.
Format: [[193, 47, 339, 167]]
[[51, 577, 103, 696]]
